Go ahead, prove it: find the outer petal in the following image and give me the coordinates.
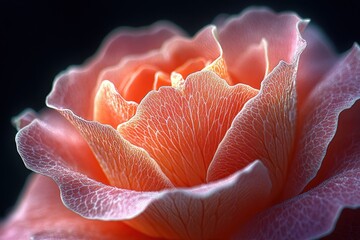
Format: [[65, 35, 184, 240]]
[[234, 102, 360, 240], [207, 20, 307, 194], [13, 109, 108, 184], [46, 22, 184, 120], [0, 174, 150, 240], [118, 71, 258, 187], [218, 7, 306, 88], [283, 44, 360, 198], [126, 160, 272, 239]]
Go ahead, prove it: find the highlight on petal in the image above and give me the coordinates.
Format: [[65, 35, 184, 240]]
[[93, 80, 138, 128], [0, 174, 150, 240], [46, 22, 184, 120], [283, 44, 360, 198], [99, 25, 230, 102], [118, 71, 258, 187], [59, 109, 174, 191], [207, 19, 307, 195], [218, 7, 307, 88]]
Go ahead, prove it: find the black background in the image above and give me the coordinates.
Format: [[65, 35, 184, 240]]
[[1, 0, 359, 218]]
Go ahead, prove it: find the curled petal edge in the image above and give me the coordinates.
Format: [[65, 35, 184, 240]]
[[16, 119, 271, 220]]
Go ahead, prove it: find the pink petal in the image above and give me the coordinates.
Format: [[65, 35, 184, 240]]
[[305, 99, 360, 190], [14, 118, 164, 219], [297, 25, 337, 106], [118, 71, 257, 187], [234, 104, 360, 239], [14, 109, 108, 183], [126, 160, 272, 239], [93, 80, 138, 128], [207, 20, 306, 194], [218, 7, 307, 88], [0, 174, 150, 240], [46, 22, 184, 120], [226, 39, 269, 89], [12, 108, 37, 130], [235, 166, 360, 239], [283, 44, 360, 198]]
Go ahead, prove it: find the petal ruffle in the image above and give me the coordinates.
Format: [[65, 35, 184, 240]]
[[0, 174, 151, 240], [46, 22, 183, 120], [118, 71, 257, 187], [207, 19, 307, 194], [99, 25, 230, 102], [283, 44, 360, 198], [218, 7, 306, 88], [234, 103, 360, 239], [235, 160, 360, 239]]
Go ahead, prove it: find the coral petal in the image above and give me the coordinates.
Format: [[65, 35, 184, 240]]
[[118, 71, 257, 186], [122, 66, 158, 102], [100, 26, 223, 101], [174, 57, 206, 79], [46, 22, 183, 119], [94, 80, 138, 128], [60, 109, 174, 191], [207, 28, 306, 193], [283, 44, 360, 198]]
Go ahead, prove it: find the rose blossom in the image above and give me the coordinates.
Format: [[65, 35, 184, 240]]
[[1, 7, 360, 240]]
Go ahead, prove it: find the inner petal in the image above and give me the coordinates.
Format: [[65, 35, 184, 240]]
[[229, 39, 269, 88], [118, 71, 258, 187], [174, 57, 207, 79], [94, 80, 138, 128], [120, 66, 158, 102], [99, 26, 224, 103]]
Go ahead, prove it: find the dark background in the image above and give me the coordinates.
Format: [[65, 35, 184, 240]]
[[1, 0, 359, 218]]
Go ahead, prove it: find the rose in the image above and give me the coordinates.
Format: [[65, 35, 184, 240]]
[[1, 7, 360, 240]]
